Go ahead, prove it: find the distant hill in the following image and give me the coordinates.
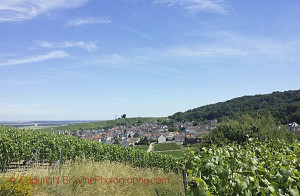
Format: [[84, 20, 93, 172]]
[[41, 117, 166, 132], [169, 90, 300, 124]]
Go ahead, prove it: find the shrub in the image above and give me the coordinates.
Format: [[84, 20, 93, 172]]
[[0, 174, 33, 196]]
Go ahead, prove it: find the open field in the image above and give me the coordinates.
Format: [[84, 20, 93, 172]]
[[133, 145, 149, 151], [153, 143, 181, 152], [21, 126, 56, 130]]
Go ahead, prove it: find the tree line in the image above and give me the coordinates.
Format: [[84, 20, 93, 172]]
[[169, 90, 300, 124]]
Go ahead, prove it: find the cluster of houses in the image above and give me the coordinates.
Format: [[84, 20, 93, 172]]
[[286, 122, 300, 135], [54, 120, 217, 147], [53, 120, 300, 147]]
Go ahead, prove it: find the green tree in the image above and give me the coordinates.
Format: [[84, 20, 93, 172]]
[[133, 133, 140, 137], [113, 136, 120, 145], [139, 137, 148, 145], [168, 90, 300, 124], [168, 127, 178, 132]]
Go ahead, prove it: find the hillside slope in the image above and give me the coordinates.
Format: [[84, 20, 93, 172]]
[[42, 117, 166, 132], [169, 90, 300, 124]]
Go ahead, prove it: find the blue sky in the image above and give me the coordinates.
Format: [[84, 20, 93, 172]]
[[0, 0, 299, 121]]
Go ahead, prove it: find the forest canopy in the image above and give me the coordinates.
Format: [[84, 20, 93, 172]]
[[169, 90, 300, 124]]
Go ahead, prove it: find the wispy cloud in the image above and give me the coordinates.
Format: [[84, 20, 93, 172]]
[[0, 0, 90, 22], [120, 26, 154, 41], [166, 46, 246, 58], [89, 30, 300, 74], [161, 33, 300, 66], [96, 48, 227, 73], [153, 0, 230, 15], [0, 50, 68, 67], [36, 41, 97, 51], [67, 17, 112, 26], [204, 31, 300, 62], [0, 79, 48, 87], [92, 54, 156, 73]]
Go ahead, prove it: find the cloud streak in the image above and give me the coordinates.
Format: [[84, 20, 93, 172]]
[[154, 0, 230, 15], [36, 41, 97, 51], [0, 0, 90, 22], [166, 46, 246, 58], [90, 30, 300, 74], [204, 31, 300, 62], [0, 50, 69, 67], [120, 26, 154, 41], [67, 17, 112, 26]]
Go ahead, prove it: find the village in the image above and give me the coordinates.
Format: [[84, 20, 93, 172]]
[[54, 120, 218, 147], [53, 119, 300, 148]]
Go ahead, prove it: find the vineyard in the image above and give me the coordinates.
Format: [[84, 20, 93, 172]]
[[185, 139, 300, 195], [0, 126, 181, 173], [153, 143, 181, 152], [1, 126, 300, 195]]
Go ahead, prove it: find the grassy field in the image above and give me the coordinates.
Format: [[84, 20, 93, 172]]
[[181, 145, 198, 151], [153, 143, 181, 152], [0, 160, 184, 196], [154, 144, 199, 158], [156, 151, 185, 158], [156, 149, 195, 158], [41, 117, 167, 132], [21, 126, 54, 130], [133, 145, 149, 151]]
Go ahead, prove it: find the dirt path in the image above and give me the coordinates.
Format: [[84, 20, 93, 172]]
[[147, 142, 156, 152]]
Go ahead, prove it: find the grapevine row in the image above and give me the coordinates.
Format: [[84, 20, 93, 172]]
[[0, 126, 182, 173]]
